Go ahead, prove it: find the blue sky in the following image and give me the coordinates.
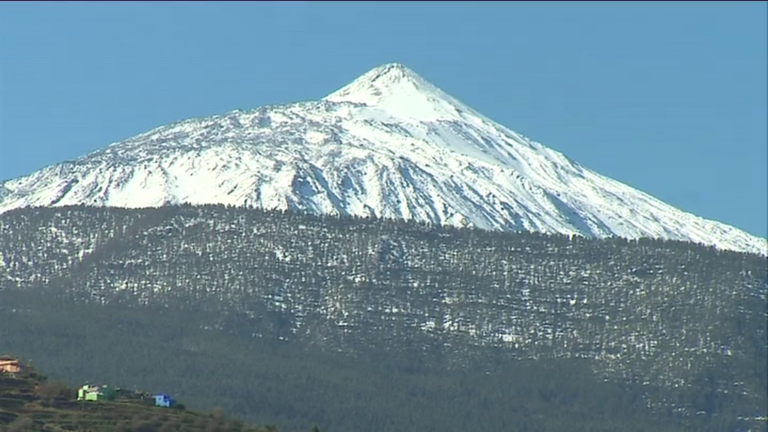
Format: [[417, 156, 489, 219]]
[[1, 2, 765, 237]]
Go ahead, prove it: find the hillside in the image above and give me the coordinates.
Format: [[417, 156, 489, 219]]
[[1, 205, 765, 432], [0, 363, 279, 432], [0, 298, 729, 432], [0, 63, 764, 256]]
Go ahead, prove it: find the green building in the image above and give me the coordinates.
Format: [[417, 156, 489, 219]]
[[77, 384, 116, 401]]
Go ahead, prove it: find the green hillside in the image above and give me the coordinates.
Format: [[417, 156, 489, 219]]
[[0, 363, 279, 432]]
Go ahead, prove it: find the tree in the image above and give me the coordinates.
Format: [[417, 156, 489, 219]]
[[211, 406, 226, 422]]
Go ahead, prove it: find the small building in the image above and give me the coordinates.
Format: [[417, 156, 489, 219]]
[[77, 385, 116, 401], [0, 356, 21, 374], [153, 393, 174, 408]]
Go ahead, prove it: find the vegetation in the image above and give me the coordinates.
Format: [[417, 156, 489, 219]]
[[0, 363, 277, 432], [0, 317, 715, 432], [0, 204, 765, 432]]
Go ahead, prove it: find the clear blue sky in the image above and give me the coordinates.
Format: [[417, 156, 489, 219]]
[[1, 2, 765, 238]]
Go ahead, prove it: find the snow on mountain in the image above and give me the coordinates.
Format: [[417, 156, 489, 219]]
[[1, 63, 765, 256]]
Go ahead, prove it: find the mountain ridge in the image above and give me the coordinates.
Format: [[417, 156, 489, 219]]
[[1, 63, 765, 255]]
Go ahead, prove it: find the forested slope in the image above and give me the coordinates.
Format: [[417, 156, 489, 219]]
[[1, 205, 765, 432]]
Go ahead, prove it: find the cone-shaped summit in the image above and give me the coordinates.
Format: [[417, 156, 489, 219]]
[[0, 63, 765, 255]]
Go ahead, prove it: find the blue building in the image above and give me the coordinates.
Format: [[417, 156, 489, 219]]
[[153, 394, 174, 408]]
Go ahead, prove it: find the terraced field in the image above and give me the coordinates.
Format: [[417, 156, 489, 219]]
[[0, 367, 271, 432]]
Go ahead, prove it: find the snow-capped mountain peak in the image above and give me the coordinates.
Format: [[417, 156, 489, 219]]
[[324, 63, 473, 122], [1, 63, 766, 256]]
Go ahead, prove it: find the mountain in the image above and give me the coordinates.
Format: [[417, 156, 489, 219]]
[[0, 63, 764, 255]]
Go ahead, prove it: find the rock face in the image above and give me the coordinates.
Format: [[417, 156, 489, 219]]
[[0, 63, 764, 255]]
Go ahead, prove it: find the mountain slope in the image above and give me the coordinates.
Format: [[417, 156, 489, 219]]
[[1, 205, 766, 431], [0, 361, 272, 431], [0, 63, 764, 255]]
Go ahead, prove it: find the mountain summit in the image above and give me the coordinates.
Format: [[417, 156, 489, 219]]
[[0, 63, 765, 255], [323, 63, 473, 122], [325, 63, 427, 102]]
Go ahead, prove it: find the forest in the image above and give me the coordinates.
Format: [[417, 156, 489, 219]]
[[0, 204, 765, 432]]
